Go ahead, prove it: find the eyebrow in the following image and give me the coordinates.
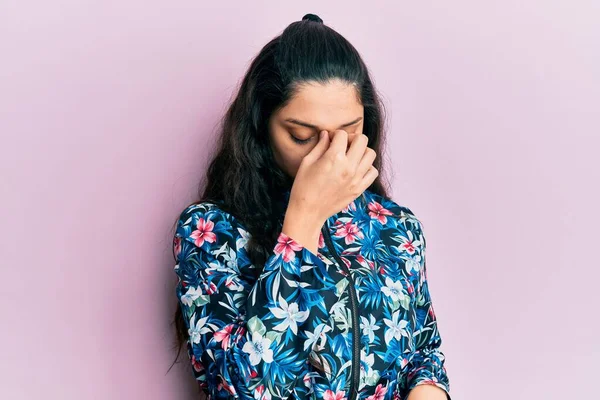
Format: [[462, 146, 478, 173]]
[[284, 117, 363, 130]]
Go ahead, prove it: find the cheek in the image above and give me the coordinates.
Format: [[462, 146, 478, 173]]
[[279, 147, 305, 168], [269, 131, 299, 167], [272, 130, 307, 157], [276, 144, 314, 176]]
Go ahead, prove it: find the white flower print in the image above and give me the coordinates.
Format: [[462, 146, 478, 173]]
[[269, 294, 309, 334], [330, 300, 352, 332], [395, 229, 422, 255], [236, 226, 250, 250], [360, 314, 380, 343], [254, 384, 272, 400], [212, 241, 238, 270], [224, 276, 244, 292], [180, 285, 202, 307], [359, 349, 379, 388], [303, 323, 333, 351], [360, 348, 375, 370], [381, 277, 407, 302], [174, 195, 451, 398], [404, 255, 421, 274], [242, 332, 274, 366], [188, 313, 211, 344], [383, 310, 409, 344]]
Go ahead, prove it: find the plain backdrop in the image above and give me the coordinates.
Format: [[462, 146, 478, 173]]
[[1, 1, 599, 399]]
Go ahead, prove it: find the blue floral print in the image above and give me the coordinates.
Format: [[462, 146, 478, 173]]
[[173, 188, 451, 400]]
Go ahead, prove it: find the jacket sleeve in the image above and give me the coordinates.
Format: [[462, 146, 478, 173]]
[[173, 202, 328, 400], [395, 211, 451, 400]]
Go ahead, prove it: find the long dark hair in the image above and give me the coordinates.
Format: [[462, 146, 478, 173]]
[[168, 13, 395, 392]]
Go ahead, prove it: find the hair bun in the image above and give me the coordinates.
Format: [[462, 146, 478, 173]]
[[302, 13, 323, 23]]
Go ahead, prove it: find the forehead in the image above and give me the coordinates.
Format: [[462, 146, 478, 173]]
[[276, 80, 363, 126]]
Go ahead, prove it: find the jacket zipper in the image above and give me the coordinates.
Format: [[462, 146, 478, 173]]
[[321, 220, 360, 400]]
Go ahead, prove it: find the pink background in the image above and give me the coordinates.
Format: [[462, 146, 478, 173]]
[[1, 1, 598, 399]]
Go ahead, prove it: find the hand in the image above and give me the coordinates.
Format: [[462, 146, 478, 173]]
[[289, 129, 378, 224]]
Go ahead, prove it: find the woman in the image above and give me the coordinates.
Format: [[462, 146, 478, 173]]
[[171, 13, 451, 400]]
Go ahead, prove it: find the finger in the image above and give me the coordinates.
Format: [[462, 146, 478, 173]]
[[326, 129, 349, 157], [354, 147, 377, 179], [359, 165, 379, 189], [304, 130, 330, 161], [343, 133, 359, 153], [346, 134, 368, 168]]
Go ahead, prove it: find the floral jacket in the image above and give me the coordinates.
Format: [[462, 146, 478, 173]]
[[173, 188, 451, 400]]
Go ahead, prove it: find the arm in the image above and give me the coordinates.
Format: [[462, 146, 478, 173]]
[[395, 211, 451, 400], [173, 202, 329, 400]]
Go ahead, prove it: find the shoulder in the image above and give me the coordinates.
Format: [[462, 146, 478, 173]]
[[174, 201, 244, 251], [362, 188, 419, 221], [176, 201, 227, 225], [361, 188, 427, 241]]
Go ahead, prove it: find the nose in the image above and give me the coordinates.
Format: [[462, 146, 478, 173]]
[[327, 130, 358, 140]]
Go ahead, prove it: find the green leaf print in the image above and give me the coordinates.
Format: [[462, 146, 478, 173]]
[[266, 330, 281, 346], [194, 294, 210, 307], [247, 315, 267, 336], [399, 293, 411, 310]]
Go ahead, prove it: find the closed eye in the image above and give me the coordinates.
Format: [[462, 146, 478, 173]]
[[289, 133, 314, 145]]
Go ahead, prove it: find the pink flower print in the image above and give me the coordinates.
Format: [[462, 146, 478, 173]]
[[397, 230, 421, 256], [224, 277, 240, 291], [303, 374, 310, 384], [340, 256, 352, 270], [368, 201, 393, 224], [318, 231, 325, 249], [398, 356, 409, 369], [401, 240, 416, 255], [335, 222, 364, 245], [233, 325, 246, 344], [407, 366, 429, 381], [217, 377, 236, 395], [201, 281, 217, 294], [323, 389, 347, 400], [274, 232, 303, 262], [190, 218, 217, 247], [254, 385, 271, 400], [191, 355, 204, 372], [357, 254, 375, 270], [366, 383, 388, 400], [214, 324, 234, 350]]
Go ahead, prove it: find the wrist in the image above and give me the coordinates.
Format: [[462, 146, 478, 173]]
[[281, 205, 324, 254]]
